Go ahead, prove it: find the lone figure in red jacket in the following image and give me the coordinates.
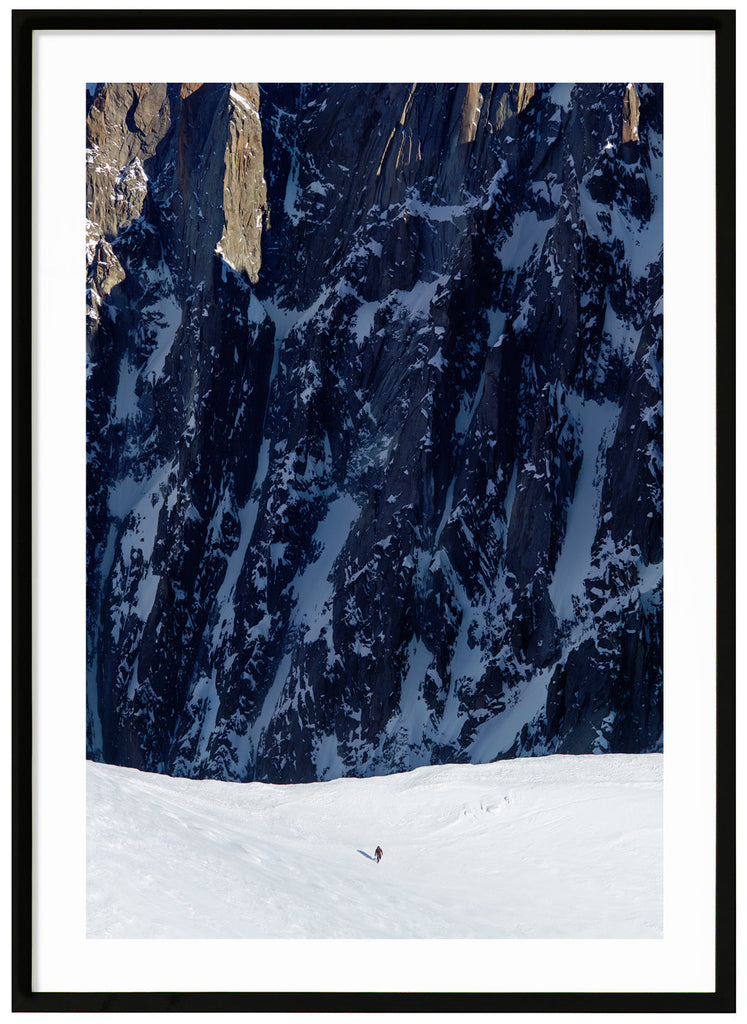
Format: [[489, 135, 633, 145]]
[[375, 845, 383, 863]]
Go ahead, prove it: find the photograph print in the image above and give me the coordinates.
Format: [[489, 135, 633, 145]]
[[85, 81, 663, 940]]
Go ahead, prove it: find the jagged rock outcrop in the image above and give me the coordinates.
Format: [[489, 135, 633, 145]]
[[622, 82, 641, 143], [87, 82, 663, 782]]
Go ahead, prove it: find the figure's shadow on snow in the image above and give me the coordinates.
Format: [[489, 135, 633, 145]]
[[357, 850, 375, 861]]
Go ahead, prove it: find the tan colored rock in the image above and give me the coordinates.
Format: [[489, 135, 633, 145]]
[[86, 83, 173, 239], [515, 82, 536, 114], [87, 82, 269, 285], [89, 237, 126, 298], [622, 83, 640, 143], [132, 82, 169, 136], [86, 237, 125, 335], [218, 84, 268, 284], [458, 83, 483, 145]]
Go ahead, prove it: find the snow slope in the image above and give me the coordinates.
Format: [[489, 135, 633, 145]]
[[87, 754, 662, 939]]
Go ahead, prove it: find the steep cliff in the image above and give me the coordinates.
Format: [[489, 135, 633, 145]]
[[86, 82, 663, 782]]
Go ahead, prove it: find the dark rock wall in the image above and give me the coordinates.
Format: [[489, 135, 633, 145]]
[[87, 82, 663, 782]]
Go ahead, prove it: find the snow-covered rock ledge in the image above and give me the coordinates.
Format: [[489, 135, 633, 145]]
[[87, 754, 661, 939]]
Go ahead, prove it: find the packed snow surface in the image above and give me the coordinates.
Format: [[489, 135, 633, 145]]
[[87, 754, 662, 939]]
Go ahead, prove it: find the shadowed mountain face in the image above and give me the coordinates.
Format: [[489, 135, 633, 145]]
[[86, 82, 662, 783]]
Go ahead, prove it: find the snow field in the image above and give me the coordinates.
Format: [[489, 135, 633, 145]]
[[87, 754, 662, 939]]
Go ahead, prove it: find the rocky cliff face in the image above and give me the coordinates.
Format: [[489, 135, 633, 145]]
[[86, 82, 663, 782]]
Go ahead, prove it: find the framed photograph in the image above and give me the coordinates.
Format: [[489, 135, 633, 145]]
[[13, 6, 735, 1012]]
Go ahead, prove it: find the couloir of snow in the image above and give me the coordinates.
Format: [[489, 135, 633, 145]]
[[87, 753, 661, 939]]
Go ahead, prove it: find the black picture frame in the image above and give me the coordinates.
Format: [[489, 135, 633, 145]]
[[12, 6, 736, 1013]]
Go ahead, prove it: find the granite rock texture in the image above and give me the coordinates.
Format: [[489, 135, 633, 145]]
[[87, 82, 663, 781]]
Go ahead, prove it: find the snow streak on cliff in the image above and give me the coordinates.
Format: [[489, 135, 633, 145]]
[[86, 83, 663, 783]]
